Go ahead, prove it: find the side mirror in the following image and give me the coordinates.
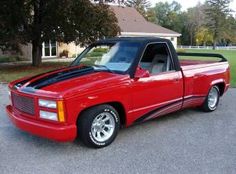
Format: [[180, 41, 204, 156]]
[[134, 67, 150, 79]]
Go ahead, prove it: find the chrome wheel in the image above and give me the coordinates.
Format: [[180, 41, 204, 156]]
[[208, 87, 219, 110], [91, 112, 115, 142]]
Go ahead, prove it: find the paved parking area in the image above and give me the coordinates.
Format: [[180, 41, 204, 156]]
[[0, 84, 235, 174]]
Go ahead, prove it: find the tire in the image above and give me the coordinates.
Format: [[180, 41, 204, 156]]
[[201, 85, 220, 112], [77, 104, 120, 148]]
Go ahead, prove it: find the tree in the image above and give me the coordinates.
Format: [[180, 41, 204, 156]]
[[146, 0, 236, 46], [151, 1, 189, 45], [205, 0, 231, 49], [145, 8, 156, 23], [222, 15, 236, 45], [125, 0, 151, 17], [152, 1, 182, 31], [152, 1, 181, 26], [0, 0, 120, 66], [185, 3, 206, 45], [195, 27, 213, 45]]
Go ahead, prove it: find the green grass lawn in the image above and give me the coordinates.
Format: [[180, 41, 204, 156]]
[[183, 49, 235, 87], [0, 62, 70, 83]]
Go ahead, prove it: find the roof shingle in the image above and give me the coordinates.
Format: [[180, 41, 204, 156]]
[[111, 6, 181, 36]]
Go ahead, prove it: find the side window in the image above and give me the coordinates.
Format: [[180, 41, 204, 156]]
[[140, 43, 174, 75]]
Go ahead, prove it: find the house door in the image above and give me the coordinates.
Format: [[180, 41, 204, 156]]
[[42, 41, 57, 58]]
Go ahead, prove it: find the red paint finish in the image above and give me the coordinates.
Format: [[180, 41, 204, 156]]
[[129, 70, 184, 123], [6, 47, 230, 142], [6, 105, 77, 141]]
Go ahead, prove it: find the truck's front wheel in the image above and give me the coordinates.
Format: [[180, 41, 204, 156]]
[[77, 105, 120, 148], [201, 85, 220, 112]]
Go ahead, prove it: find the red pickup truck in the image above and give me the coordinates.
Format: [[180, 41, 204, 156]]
[[6, 37, 230, 148]]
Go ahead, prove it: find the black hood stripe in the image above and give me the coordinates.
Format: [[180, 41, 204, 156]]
[[15, 66, 76, 88], [25, 66, 94, 89]]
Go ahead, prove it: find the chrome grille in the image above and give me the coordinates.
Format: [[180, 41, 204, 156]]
[[12, 93, 35, 115]]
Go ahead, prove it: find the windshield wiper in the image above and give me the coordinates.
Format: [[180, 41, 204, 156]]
[[92, 65, 115, 73]]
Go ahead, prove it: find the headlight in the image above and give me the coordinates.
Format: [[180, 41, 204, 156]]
[[39, 99, 57, 108], [39, 110, 58, 121]]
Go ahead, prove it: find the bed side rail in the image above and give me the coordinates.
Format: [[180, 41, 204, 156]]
[[177, 52, 227, 62]]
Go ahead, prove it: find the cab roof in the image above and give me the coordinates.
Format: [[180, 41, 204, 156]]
[[95, 37, 171, 44]]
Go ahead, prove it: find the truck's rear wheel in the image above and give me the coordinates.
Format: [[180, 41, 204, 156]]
[[201, 85, 220, 112], [77, 105, 120, 148]]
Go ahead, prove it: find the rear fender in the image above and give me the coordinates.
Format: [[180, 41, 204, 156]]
[[210, 79, 225, 87], [210, 79, 226, 96]]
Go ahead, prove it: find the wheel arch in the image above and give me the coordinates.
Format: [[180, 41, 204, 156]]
[[210, 79, 226, 96], [76, 101, 127, 127], [215, 83, 225, 96]]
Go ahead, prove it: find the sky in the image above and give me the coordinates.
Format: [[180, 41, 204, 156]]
[[149, 0, 236, 12]]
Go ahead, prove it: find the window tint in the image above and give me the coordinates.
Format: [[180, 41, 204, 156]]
[[140, 43, 174, 74]]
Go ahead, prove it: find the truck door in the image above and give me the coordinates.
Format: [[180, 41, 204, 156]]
[[131, 42, 184, 122]]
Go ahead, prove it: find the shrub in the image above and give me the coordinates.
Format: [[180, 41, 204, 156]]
[[176, 48, 186, 53], [0, 56, 22, 63], [72, 54, 77, 58], [59, 50, 69, 58]]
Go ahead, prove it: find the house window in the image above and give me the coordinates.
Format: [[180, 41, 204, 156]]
[[171, 37, 174, 41], [42, 41, 57, 58]]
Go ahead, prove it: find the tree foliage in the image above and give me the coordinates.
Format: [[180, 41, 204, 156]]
[[0, 0, 120, 66], [147, 1, 236, 47], [195, 27, 213, 45], [145, 8, 156, 22], [184, 4, 207, 45], [152, 1, 181, 29], [205, 0, 231, 49], [125, 0, 151, 17], [150, 1, 185, 43], [223, 16, 236, 44]]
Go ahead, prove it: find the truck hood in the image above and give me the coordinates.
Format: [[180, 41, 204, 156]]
[[11, 66, 130, 99]]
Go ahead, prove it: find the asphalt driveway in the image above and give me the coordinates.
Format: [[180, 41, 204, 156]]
[[0, 84, 235, 174]]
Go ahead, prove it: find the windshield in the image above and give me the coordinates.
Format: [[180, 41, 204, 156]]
[[71, 41, 141, 72]]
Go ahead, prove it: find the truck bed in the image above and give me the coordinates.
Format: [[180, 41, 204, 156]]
[[177, 52, 228, 70], [180, 59, 218, 66], [176, 52, 230, 110]]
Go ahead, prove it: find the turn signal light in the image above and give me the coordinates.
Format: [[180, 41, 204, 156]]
[[57, 101, 65, 122]]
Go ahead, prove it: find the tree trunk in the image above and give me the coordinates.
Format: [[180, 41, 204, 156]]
[[32, 40, 42, 66], [31, 0, 43, 67], [213, 41, 216, 50], [190, 32, 193, 46]]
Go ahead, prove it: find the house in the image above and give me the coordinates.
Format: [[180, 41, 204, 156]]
[[111, 6, 181, 47], [1, 6, 181, 60]]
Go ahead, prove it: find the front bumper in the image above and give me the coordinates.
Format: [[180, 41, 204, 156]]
[[6, 105, 77, 142]]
